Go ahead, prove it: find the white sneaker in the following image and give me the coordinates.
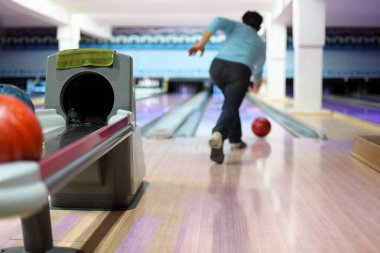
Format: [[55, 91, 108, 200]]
[[230, 141, 247, 150], [208, 131, 224, 164], [209, 131, 222, 148]]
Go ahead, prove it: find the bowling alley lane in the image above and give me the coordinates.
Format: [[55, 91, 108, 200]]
[[136, 93, 192, 128], [3, 91, 380, 252], [323, 95, 380, 125]]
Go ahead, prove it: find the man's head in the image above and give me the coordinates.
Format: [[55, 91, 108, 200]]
[[242, 11, 263, 31]]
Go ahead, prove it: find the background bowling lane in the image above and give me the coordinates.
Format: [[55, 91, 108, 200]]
[[136, 93, 192, 128], [252, 94, 380, 140]]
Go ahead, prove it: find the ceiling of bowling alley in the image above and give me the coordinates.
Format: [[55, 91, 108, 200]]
[[0, 0, 275, 28], [48, 0, 276, 27], [0, 0, 379, 32]]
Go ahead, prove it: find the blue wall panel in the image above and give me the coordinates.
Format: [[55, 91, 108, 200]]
[[0, 49, 56, 77], [286, 49, 380, 78], [2, 48, 380, 79]]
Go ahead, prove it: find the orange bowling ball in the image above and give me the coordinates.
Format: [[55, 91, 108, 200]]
[[252, 117, 271, 137], [0, 94, 43, 162]]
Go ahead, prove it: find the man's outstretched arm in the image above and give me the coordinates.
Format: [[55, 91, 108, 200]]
[[188, 31, 213, 56]]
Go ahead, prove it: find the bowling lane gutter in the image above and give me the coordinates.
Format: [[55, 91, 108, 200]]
[[246, 94, 327, 140], [174, 93, 210, 137], [142, 91, 210, 138]]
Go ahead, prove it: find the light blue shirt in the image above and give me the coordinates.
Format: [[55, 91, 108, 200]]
[[207, 17, 266, 83]]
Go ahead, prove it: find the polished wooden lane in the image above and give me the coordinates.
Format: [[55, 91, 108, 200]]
[[136, 93, 192, 128], [1, 96, 380, 252]]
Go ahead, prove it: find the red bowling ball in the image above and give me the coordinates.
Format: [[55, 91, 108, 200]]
[[252, 117, 271, 137], [0, 94, 43, 163]]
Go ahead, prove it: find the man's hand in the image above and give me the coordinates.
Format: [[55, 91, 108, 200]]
[[248, 82, 261, 94], [188, 31, 212, 57], [252, 85, 260, 94], [188, 43, 205, 56]]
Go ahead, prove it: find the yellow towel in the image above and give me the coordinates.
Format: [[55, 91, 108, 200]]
[[56, 48, 115, 70]]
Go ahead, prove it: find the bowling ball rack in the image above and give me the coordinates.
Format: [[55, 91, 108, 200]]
[[0, 114, 133, 253]]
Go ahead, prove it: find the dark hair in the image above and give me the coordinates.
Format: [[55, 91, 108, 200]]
[[242, 11, 263, 31]]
